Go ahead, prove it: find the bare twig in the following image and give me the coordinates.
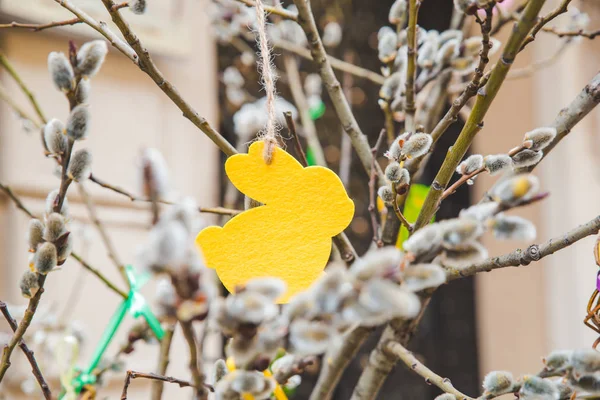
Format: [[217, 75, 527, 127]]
[[180, 321, 207, 400], [282, 55, 326, 166], [292, 0, 384, 184], [151, 324, 176, 400], [507, 41, 569, 80], [0, 17, 82, 32], [0, 302, 52, 400], [520, 0, 572, 51], [386, 341, 475, 400], [447, 215, 600, 280], [414, 0, 546, 231], [70, 252, 128, 298], [271, 38, 385, 85], [369, 130, 386, 248], [284, 111, 308, 167], [236, 0, 298, 21], [53, 0, 138, 62], [309, 326, 375, 400], [0, 52, 47, 124], [541, 26, 600, 40], [78, 183, 128, 283], [339, 52, 355, 187], [89, 174, 241, 216], [404, 0, 420, 131], [121, 369, 214, 400]]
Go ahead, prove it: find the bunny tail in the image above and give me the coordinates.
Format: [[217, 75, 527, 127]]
[[194, 226, 223, 269]]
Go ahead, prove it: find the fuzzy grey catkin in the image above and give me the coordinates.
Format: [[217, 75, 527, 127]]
[[44, 212, 66, 242], [43, 119, 67, 154], [27, 218, 44, 252], [378, 185, 395, 205], [482, 371, 515, 396], [389, 0, 407, 25], [511, 149, 543, 168], [66, 105, 90, 140], [76, 40, 108, 78], [129, 0, 147, 14], [56, 232, 73, 264], [45, 189, 69, 216], [48, 52, 75, 92], [489, 214, 536, 241], [35, 242, 58, 274], [386, 139, 403, 161], [385, 162, 405, 183], [379, 72, 403, 100], [456, 154, 483, 175], [402, 133, 432, 158], [75, 78, 91, 104], [519, 376, 559, 399], [491, 174, 539, 205], [434, 395, 456, 400], [483, 154, 512, 175], [523, 127, 557, 151], [378, 26, 398, 63], [213, 359, 229, 383], [20, 271, 40, 298], [68, 148, 92, 182]]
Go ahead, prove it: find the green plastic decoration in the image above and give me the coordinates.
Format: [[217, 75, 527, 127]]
[[59, 265, 165, 398], [305, 147, 317, 166], [308, 100, 326, 120], [396, 184, 434, 249]]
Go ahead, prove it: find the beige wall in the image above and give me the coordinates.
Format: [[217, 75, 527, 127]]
[[0, 1, 220, 398]]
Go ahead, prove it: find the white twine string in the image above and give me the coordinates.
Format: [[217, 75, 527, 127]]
[[254, 0, 279, 163]]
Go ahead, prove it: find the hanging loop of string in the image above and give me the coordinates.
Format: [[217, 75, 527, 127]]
[[254, 0, 279, 164]]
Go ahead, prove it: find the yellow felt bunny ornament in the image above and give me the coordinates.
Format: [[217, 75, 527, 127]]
[[195, 141, 354, 303]]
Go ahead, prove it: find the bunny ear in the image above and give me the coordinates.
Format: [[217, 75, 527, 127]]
[[225, 141, 304, 205]]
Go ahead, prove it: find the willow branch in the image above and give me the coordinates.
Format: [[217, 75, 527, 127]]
[[404, 0, 419, 131], [292, 0, 384, 184], [447, 215, 600, 280], [386, 341, 475, 400], [0, 302, 52, 400], [53, 0, 138, 61], [78, 183, 127, 284], [0, 17, 82, 31], [0, 275, 46, 383], [180, 321, 207, 400], [54, 0, 237, 157], [89, 174, 241, 216], [121, 369, 213, 400], [406, 6, 493, 181], [0, 182, 128, 299], [70, 252, 128, 298], [309, 326, 375, 400], [151, 324, 176, 400], [0, 53, 47, 124], [414, 0, 546, 231], [541, 26, 600, 40], [99, 0, 236, 156], [272, 38, 385, 85], [520, 0, 572, 51]]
